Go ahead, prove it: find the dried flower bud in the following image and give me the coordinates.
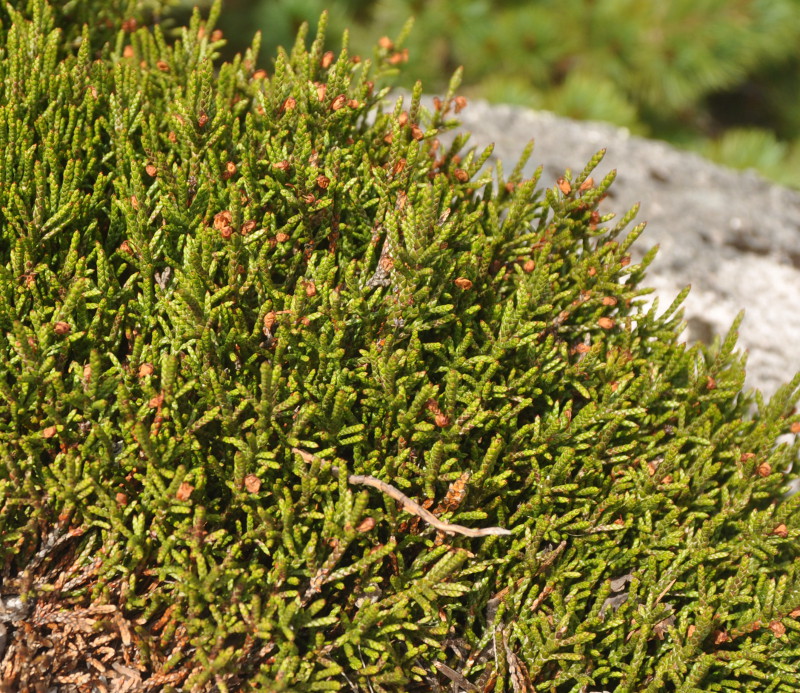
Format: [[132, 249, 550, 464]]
[[316, 83, 327, 101], [130, 195, 139, 210], [176, 482, 194, 501], [244, 474, 261, 493], [433, 97, 443, 111], [435, 412, 450, 427], [454, 96, 468, 113], [197, 112, 209, 128], [388, 49, 409, 65], [454, 277, 473, 290], [620, 255, 631, 266], [54, 321, 71, 335], [453, 168, 469, 182], [410, 125, 424, 140], [241, 220, 257, 235], [757, 462, 772, 477], [281, 97, 296, 112], [348, 99, 360, 108], [588, 266, 597, 277], [276, 232, 290, 243], [156, 60, 169, 72], [302, 193, 315, 205], [602, 296, 618, 306], [273, 159, 290, 171], [220, 226, 234, 239], [557, 177, 572, 195], [331, 94, 347, 111], [222, 161, 237, 180], [148, 394, 164, 408], [770, 621, 787, 637], [145, 164, 157, 177], [168, 130, 177, 142], [210, 30, 223, 42], [356, 517, 376, 532], [123, 45, 134, 58], [598, 317, 615, 329], [263, 311, 276, 332], [791, 421, 800, 433], [575, 343, 591, 354], [392, 158, 406, 176], [122, 18, 137, 32], [213, 211, 233, 230], [252, 69, 267, 80], [116, 492, 128, 506], [138, 363, 154, 378], [523, 260, 535, 272], [43, 425, 57, 438], [321, 51, 335, 69], [772, 523, 788, 537], [579, 177, 594, 191], [706, 376, 716, 390], [316, 175, 330, 189]]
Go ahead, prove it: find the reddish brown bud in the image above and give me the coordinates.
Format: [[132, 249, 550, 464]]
[[213, 211, 233, 230], [331, 94, 347, 111], [43, 425, 57, 438], [453, 168, 469, 182], [454, 277, 473, 290], [54, 321, 71, 335], [276, 232, 290, 243], [241, 220, 257, 236], [252, 69, 267, 80], [244, 474, 261, 493], [281, 97, 296, 112], [598, 317, 615, 329], [145, 164, 157, 177], [557, 177, 572, 195], [138, 363, 154, 378], [454, 96, 468, 113], [321, 51, 335, 68], [156, 60, 169, 72], [222, 161, 237, 180], [197, 112, 209, 128], [176, 482, 194, 501], [316, 175, 330, 189]]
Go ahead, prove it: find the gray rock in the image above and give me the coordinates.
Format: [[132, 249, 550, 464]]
[[438, 98, 800, 398]]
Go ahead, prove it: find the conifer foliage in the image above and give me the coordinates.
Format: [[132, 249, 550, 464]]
[[1, 1, 799, 690]]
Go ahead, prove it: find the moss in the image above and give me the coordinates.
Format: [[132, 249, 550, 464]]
[[0, 1, 799, 690]]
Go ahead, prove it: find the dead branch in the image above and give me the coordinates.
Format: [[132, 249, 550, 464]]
[[292, 448, 513, 538]]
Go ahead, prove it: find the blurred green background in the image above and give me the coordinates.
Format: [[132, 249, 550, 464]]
[[174, 0, 800, 189]]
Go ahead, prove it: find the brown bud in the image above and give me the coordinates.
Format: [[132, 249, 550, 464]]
[[770, 621, 786, 637], [356, 517, 376, 532], [156, 60, 169, 72], [523, 260, 535, 272], [54, 321, 71, 335], [145, 164, 157, 177], [275, 232, 290, 243], [222, 161, 237, 180], [321, 50, 335, 69], [454, 96, 467, 113], [244, 474, 261, 493], [220, 226, 234, 239], [168, 131, 177, 142], [453, 168, 469, 182], [388, 49, 409, 65], [772, 524, 788, 538], [410, 125, 424, 140], [83, 364, 92, 381], [397, 111, 409, 126], [130, 195, 139, 210], [579, 177, 594, 191], [454, 277, 473, 290], [392, 158, 406, 176], [252, 69, 267, 80], [148, 393, 164, 408], [598, 317, 615, 329], [706, 376, 716, 390], [331, 94, 347, 111], [176, 482, 194, 501], [602, 296, 618, 306], [123, 45, 134, 58], [301, 193, 315, 205], [687, 625, 696, 638], [197, 112, 209, 128], [378, 36, 394, 51], [43, 425, 57, 438], [316, 83, 327, 101], [557, 177, 572, 195], [263, 311, 276, 332], [348, 99, 361, 109], [281, 97, 296, 112], [304, 281, 317, 297], [790, 421, 800, 433], [273, 159, 290, 171], [241, 220, 257, 235], [588, 266, 597, 276], [435, 412, 450, 427], [575, 343, 591, 354], [316, 175, 330, 189], [138, 363, 154, 378], [116, 492, 128, 506], [213, 211, 233, 230], [757, 462, 772, 477]]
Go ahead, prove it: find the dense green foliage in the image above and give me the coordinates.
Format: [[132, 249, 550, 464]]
[[196, 0, 800, 189], [1, 1, 800, 690]]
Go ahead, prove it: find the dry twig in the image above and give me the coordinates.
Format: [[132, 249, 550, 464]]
[[292, 448, 512, 538]]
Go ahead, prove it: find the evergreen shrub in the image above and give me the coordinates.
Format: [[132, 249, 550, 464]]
[[1, 1, 800, 690]]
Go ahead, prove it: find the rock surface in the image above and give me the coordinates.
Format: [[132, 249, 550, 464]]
[[439, 98, 800, 399]]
